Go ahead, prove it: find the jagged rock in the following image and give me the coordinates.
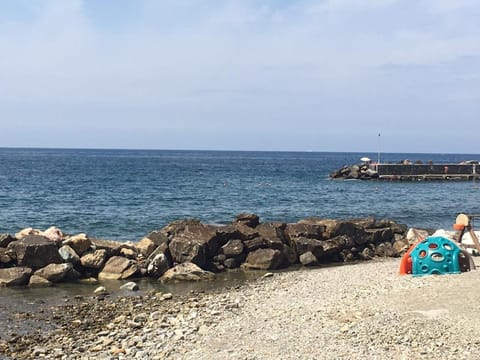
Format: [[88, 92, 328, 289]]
[[28, 274, 53, 287], [168, 223, 220, 267], [119, 247, 137, 259], [359, 247, 375, 260], [145, 230, 170, 245], [135, 237, 157, 257], [161, 219, 202, 237], [217, 223, 259, 241], [243, 248, 285, 270], [285, 223, 324, 241], [80, 249, 107, 269], [281, 244, 298, 265], [160, 262, 215, 282], [291, 237, 325, 258], [41, 226, 64, 244], [0, 267, 32, 286], [34, 263, 75, 283], [322, 235, 355, 255], [15, 228, 42, 240], [58, 245, 81, 266], [63, 233, 92, 256], [220, 239, 245, 258], [223, 258, 239, 269], [0, 234, 16, 248], [90, 238, 125, 257], [7, 235, 63, 270], [98, 256, 139, 280], [299, 251, 318, 266], [234, 213, 260, 228]]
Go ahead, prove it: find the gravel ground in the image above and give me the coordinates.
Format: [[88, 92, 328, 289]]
[[3, 258, 480, 359]]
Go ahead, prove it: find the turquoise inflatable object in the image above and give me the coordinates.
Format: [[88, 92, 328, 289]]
[[411, 236, 461, 277]]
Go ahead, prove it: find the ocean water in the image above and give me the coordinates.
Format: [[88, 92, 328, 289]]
[[1, 148, 480, 241]]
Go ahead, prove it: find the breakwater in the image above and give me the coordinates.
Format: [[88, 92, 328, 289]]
[[0, 214, 410, 287]]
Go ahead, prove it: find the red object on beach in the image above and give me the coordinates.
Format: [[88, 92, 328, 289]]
[[399, 241, 420, 275], [453, 223, 465, 231]]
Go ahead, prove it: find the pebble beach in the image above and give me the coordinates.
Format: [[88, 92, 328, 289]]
[[3, 257, 480, 359]]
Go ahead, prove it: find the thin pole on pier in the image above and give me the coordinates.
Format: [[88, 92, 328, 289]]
[[377, 132, 381, 171]]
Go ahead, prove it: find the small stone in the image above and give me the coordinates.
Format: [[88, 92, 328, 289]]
[[94, 286, 108, 295], [162, 293, 173, 300], [263, 272, 274, 278], [120, 281, 139, 291]]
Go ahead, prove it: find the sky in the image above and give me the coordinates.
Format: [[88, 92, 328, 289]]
[[0, 0, 479, 153]]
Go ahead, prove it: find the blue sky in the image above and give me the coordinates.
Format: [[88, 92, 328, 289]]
[[0, 0, 479, 152]]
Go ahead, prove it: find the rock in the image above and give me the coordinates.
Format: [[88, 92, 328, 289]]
[[291, 237, 325, 258], [98, 256, 139, 280], [160, 262, 215, 282], [58, 245, 81, 266], [90, 238, 125, 258], [145, 230, 170, 245], [7, 235, 63, 270], [34, 263, 75, 283], [321, 235, 355, 255], [406, 228, 429, 245], [0, 234, 16, 248], [243, 248, 285, 270], [285, 223, 324, 241], [281, 244, 298, 265], [220, 239, 245, 258], [135, 237, 157, 257], [41, 226, 64, 244], [299, 251, 318, 266], [147, 252, 171, 277], [168, 223, 220, 267], [120, 281, 139, 291], [375, 242, 398, 257], [63, 233, 92, 256], [393, 239, 409, 254], [0, 267, 32, 286], [80, 249, 107, 269], [0, 248, 14, 267], [94, 286, 108, 295], [28, 274, 53, 287], [119, 247, 137, 259], [15, 228, 42, 240], [223, 257, 239, 269], [359, 247, 375, 260], [234, 213, 260, 228]]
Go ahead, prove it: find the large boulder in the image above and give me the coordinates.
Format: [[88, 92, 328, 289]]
[[168, 223, 221, 267], [160, 262, 215, 282], [34, 263, 76, 283], [220, 239, 245, 258], [145, 230, 170, 245], [291, 237, 325, 259], [63, 233, 92, 256], [321, 235, 355, 256], [80, 249, 107, 269], [90, 238, 126, 258], [0, 248, 14, 268], [285, 223, 324, 241], [135, 237, 157, 257], [58, 245, 81, 266], [15, 228, 42, 240], [41, 226, 64, 244], [299, 251, 318, 266], [7, 235, 63, 270], [98, 256, 139, 280], [243, 248, 285, 270], [147, 252, 170, 277], [0, 267, 32, 286]]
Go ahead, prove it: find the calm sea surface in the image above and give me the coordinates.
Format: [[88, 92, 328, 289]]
[[1, 148, 480, 241]]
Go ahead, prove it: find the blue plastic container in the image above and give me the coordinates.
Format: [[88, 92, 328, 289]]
[[411, 236, 461, 277]]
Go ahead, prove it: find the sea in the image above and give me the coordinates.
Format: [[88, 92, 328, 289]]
[[1, 148, 480, 241]]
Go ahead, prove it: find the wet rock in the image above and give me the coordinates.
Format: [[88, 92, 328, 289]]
[[98, 256, 139, 280], [7, 235, 63, 269], [299, 251, 318, 266], [120, 281, 139, 291], [0, 266, 32, 286], [243, 248, 285, 270], [63, 233, 92, 256], [34, 263, 75, 283], [160, 262, 215, 282], [94, 286, 108, 295], [147, 252, 171, 277], [29, 274, 53, 287], [80, 249, 107, 269]]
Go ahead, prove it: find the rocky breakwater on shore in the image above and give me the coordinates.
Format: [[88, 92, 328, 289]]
[[0, 213, 410, 288]]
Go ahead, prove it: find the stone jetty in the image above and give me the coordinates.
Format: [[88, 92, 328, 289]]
[[0, 214, 411, 287]]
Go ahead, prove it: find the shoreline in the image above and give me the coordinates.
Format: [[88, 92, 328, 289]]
[[2, 257, 480, 359]]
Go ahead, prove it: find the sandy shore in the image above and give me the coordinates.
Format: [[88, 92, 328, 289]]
[[2, 257, 480, 359]]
